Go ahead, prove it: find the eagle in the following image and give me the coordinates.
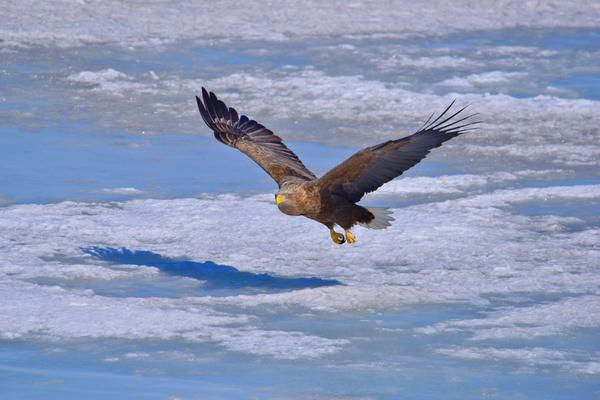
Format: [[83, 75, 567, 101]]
[[196, 88, 478, 244]]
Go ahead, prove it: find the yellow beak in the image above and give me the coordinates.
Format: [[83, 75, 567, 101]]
[[276, 194, 284, 205]]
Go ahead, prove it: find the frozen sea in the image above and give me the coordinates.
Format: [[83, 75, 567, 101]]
[[1, 1, 600, 399]]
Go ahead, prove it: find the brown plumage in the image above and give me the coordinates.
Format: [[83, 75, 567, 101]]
[[195, 88, 479, 244]]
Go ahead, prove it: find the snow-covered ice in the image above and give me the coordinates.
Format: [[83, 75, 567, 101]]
[[1, 1, 599, 399], [2, 1, 600, 48]]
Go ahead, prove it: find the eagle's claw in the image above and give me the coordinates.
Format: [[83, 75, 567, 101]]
[[330, 229, 346, 245], [345, 230, 356, 244]]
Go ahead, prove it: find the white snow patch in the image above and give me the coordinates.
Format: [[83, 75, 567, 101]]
[[67, 69, 129, 83], [0, 280, 345, 359], [453, 184, 600, 208], [370, 170, 566, 197], [418, 296, 600, 340], [435, 346, 600, 374], [67, 69, 159, 95], [378, 54, 483, 71], [370, 173, 518, 197], [436, 71, 529, 88], [100, 187, 146, 196]]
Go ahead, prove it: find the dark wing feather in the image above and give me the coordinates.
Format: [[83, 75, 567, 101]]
[[318, 101, 480, 202], [196, 88, 316, 187]]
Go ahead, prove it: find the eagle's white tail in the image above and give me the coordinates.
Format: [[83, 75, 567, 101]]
[[359, 207, 394, 230]]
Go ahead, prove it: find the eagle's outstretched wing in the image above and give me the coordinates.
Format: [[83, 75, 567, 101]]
[[196, 88, 316, 187], [318, 101, 479, 202]]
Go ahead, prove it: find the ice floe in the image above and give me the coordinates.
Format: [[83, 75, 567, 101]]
[[435, 346, 600, 375], [0, 279, 345, 359], [369, 170, 566, 197], [435, 71, 529, 89], [59, 66, 600, 167], [100, 187, 147, 196], [418, 295, 600, 340], [2, 1, 599, 48], [0, 182, 598, 361]]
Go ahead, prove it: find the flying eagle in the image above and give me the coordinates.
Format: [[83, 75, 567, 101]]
[[196, 88, 478, 244]]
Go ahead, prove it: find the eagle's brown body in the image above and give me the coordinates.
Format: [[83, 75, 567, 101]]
[[196, 88, 478, 244], [277, 180, 374, 230]]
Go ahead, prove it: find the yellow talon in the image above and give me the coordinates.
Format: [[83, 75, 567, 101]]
[[330, 228, 346, 244], [345, 230, 356, 244]]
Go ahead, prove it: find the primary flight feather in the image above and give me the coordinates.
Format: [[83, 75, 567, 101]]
[[196, 88, 479, 244]]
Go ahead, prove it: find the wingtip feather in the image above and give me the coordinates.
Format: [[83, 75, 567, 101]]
[[418, 100, 480, 136]]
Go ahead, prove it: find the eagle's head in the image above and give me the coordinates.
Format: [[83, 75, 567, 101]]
[[275, 192, 302, 216]]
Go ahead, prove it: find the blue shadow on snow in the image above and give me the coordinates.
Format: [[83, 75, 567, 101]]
[[82, 247, 341, 290]]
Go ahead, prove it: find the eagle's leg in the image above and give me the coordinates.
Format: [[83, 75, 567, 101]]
[[329, 228, 346, 244], [345, 230, 357, 244]]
